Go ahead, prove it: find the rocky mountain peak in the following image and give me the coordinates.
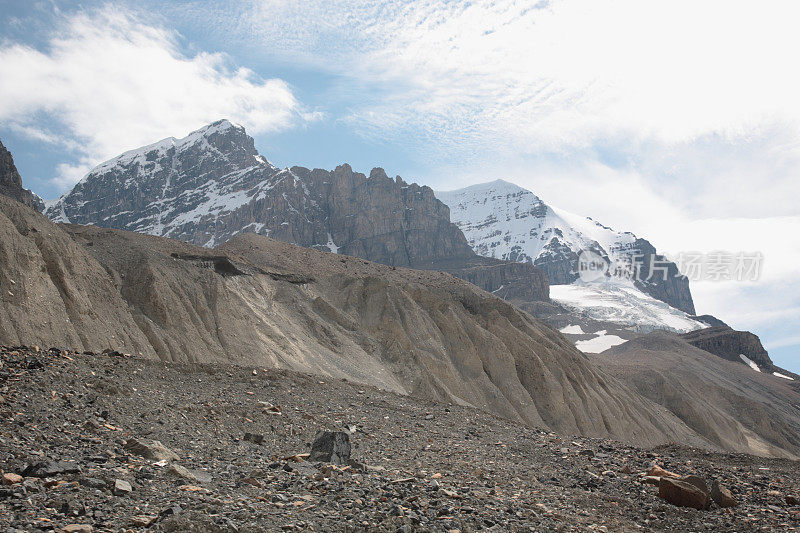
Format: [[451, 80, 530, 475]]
[[0, 140, 44, 212], [438, 179, 695, 314]]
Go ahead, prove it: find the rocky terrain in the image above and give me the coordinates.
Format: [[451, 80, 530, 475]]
[[0, 140, 43, 212], [1, 345, 799, 532], [438, 180, 695, 314], [43, 122, 548, 303]]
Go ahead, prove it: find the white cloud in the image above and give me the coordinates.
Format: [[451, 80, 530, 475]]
[[238, 0, 800, 219], [244, 0, 800, 143], [0, 6, 304, 190]]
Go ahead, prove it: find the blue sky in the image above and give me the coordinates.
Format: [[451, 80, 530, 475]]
[[1, 0, 799, 371]]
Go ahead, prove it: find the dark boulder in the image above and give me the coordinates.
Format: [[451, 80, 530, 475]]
[[309, 431, 351, 465]]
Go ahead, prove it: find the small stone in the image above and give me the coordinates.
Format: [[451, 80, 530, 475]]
[[241, 477, 263, 488], [309, 431, 351, 465], [124, 438, 179, 462], [61, 525, 92, 533], [243, 432, 265, 444], [113, 479, 132, 496], [787, 495, 799, 506], [130, 515, 157, 527], [659, 477, 709, 510], [167, 463, 208, 483], [647, 465, 680, 479], [710, 481, 738, 508], [578, 449, 595, 458], [2, 473, 22, 485]]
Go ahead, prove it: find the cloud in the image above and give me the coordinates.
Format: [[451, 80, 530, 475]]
[[0, 6, 304, 190], [237, 0, 800, 219]]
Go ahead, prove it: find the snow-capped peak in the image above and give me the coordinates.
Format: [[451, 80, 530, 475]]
[[81, 119, 247, 182], [436, 179, 634, 273]]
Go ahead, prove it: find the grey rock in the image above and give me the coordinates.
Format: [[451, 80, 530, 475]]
[[22, 461, 81, 478], [124, 437, 179, 462], [113, 479, 132, 496], [309, 431, 351, 465], [0, 140, 43, 212]]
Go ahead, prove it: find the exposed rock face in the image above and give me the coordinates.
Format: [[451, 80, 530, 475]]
[[44, 120, 547, 302], [438, 179, 696, 314], [1, 195, 710, 447], [681, 326, 774, 371], [0, 140, 43, 212]]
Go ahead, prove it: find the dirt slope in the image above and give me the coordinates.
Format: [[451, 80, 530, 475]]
[[594, 331, 800, 459], [0, 196, 707, 448]]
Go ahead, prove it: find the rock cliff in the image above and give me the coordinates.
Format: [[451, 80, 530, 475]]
[[0, 140, 43, 212], [681, 326, 775, 371]]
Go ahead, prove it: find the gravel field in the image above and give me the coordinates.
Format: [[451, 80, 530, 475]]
[[1, 346, 798, 532]]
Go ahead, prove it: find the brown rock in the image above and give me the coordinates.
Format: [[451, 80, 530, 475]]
[[680, 474, 709, 495], [658, 477, 709, 510], [710, 481, 738, 508], [124, 437, 179, 462], [647, 465, 680, 479], [2, 472, 22, 485], [786, 494, 798, 506], [130, 515, 158, 527], [61, 524, 92, 533]]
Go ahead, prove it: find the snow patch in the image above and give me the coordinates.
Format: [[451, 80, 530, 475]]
[[326, 233, 339, 254], [773, 372, 794, 380], [559, 324, 585, 334], [575, 332, 627, 353], [739, 354, 762, 372]]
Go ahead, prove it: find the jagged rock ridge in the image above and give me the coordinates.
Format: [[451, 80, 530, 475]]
[[681, 326, 778, 372], [0, 140, 44, 212], [45, 120, 548, 302], [437, 179, 695, 314]]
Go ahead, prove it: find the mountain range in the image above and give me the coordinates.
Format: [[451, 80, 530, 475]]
[[1, 121, 797, 459], [45, 120, 549, 306]]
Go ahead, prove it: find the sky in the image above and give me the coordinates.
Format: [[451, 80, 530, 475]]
[[1, 0, 798, 371]]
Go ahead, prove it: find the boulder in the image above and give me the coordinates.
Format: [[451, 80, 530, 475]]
[[680, 475, 709, 495], [22, 461, 81, 478], [124, 438, 179, 462], [710, 481, 738, 508], [658, 477, 709, 510], [309, 431, 351, 465]]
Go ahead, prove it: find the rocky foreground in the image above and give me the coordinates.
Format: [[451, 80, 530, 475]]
[[1, 346, 798, 532]]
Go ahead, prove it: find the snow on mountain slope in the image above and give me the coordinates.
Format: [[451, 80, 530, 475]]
[[437, 179, 696, 314], [550, 281, 706, 334], [437, 179, 636, 281], [46, 120, 324, 246]]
